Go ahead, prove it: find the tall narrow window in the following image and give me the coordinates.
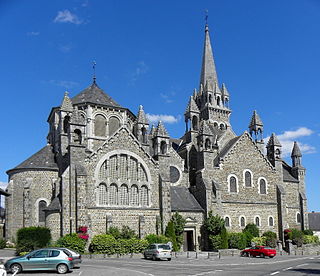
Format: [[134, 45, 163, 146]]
[[119, 184, 129, 205], [192, 116, 198, 131], [94, 114, 106, 136], [140, 185, 148, 206], [98, 184, 107, 205], [38, 200, 47, 223], [255, 216, 260, 227], [259, 179, 267, 194], [130, 185, 139, 206], [269, 216, 274, 227], [109, 184, 118, 205], [205, 138, 211, 150], [160, 141, 167, 154], [297, 213, 301, 223], [240, 216, 246, 227], [245, 171, 252, 187], [63, 116, 70, 133], [225, 216, 230, 227], [109, 116, 120, 136], [229, 176, 237, 193]]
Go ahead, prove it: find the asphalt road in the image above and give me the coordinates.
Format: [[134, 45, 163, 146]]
[[2, 254, 320, 276]]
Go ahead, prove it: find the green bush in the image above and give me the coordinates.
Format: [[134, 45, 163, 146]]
[[89, 235, 148, 255], [165, 221, 178, 251], [106, 226, 121, 239], [303, 235, 319, 244], [106, 226, 137, 240], [56, 233, 86, 253], [165, 212, 186, 251], [262, 231, 277, 248], [0, 238, 6, 249], [209, 235, 222, 250], [243, 224, 259, 237], [16, 227, 51, 255], [251, 236, 266, 246], [290, 229, 304, 247], [302, 229, 314, 236], [220, 227, 228, 249], [145, 234, 170, 244], [228, 233, 247, 250], [204, 212, 225, 236]]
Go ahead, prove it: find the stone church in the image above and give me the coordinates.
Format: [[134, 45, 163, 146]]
[[5, 23, 308, 250]]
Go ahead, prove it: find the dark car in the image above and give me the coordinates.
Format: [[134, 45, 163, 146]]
[[4, 248, 74, 274], [241, 246, 277, 258]]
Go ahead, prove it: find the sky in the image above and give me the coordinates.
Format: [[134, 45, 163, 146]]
[[0, 0, 319, 211]]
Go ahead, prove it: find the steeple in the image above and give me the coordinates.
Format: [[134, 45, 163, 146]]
[[249, 110, 264, 142], [266, 133, 282, 167], [200, 24, 218, 89], [291, 141, 302, 168]]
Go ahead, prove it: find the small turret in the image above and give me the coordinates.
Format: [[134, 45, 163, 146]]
[[291, 141, 302, 168], [152, 121, 170, 159], [134, 105, 149, 144], [266, 133, 282, 167], [249, 110, 264, 152]]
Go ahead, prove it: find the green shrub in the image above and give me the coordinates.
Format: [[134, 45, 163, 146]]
[[165, 221, 178, 251], [290, 229, 304, 247], [145, 234, 170, 244], [16, 227, 51, 255], [262, 231, 277, 248], [106, 226, 121, 239], [204, 212, 225, 236], [228, 233, 247, 250], [243, 224, 259, 237], [117, 238, 149, 254], [303, 235, 319, 244], [119, 226, 137, 239], [302, 229, 314, 236], [251, 236, 266, 246], [56, 233, 86, 253], [165, 213, 186, 251], [220, 227, 228, 249], [0, 238, 6, 249], [209, 235, 222, 250]]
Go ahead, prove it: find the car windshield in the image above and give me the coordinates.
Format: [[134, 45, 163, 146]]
[[157, 244, 171, 250]]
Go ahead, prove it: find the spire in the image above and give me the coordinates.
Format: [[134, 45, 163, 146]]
[[185, 96, 200, 115], [291, 141, 302, 157], [92, 61, 97, 84], [267, 133, 281, 147], [249, 110, 263, 131], [200, 23, 219, 89], [61, 91, 73, 112], [221, 83, 229, 97], [155, 121, 169, 137], [137, 105, 148, 124]]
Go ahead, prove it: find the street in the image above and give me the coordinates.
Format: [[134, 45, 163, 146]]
[[3, 254, 320, 276]]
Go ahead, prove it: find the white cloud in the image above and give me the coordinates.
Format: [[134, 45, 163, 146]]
[[58, 44, 73, 53], [46, 80, 79, 89], [0, 182, 7, 190], [160, 92, 175, 103], [54, 10, 82, 24], [265, 127, 316, 157], [146, 113, 180, 124], [130, 61, 148, 83], [27, 31, 40, 36]]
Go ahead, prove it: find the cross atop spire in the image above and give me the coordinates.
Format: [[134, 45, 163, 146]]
[[199, 21, 219, 89], [92, 61, 97, 84]]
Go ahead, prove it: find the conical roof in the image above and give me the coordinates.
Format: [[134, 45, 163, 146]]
[[61, 91, 73, 112], [249, 110, 263, 128], [267, 133, 282, 147], [291, 141, 302, 157], [155, 121, 169, 137], [137, 105, 148, 124], [185, 96, 200, 114], [72, 81, 120, 107], [221, 83, 229, 97], [200, 24, 219, 89]]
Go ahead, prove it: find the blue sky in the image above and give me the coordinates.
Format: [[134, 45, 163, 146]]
[[0, 0, 319, 211]]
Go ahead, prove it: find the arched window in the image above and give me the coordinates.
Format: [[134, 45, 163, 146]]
[[94, 114, 106, 136], [229, 176, 238, 193], [130, 185, 139, 206], [160, 141, 167, 154], [220, 124, 224, 130], [205, 138, 211, 150], [140, 185, 148, 206], [225, 98, 229, 108], [268, 216, 274, 227], [259, 178, 267, 194], [225, 216, 230, 227], [141, 127, 147, 143], [213, 122, 218, 128], [109, 116, 120, 136], [297, 213, 301, 223], [38, 200, 47, 223], [240, 216, 246, 227], [209, 94, 212, 104], [255, 216, 260, 227], [244, 171, 252, 187], [109, 184, 118, 205], [192, 116, 198, 131], [63, 116, 70, 133], [119, 184, 129, 205], [217, 96, 221, 106], [98, 183, 107, 205], [74, 129, 82, 144]]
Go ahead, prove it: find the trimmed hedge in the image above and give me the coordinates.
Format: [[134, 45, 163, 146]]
[[56, 233, 87, 253], [303, 235, 319, 244], [89, 234, 148, 255], [262, 231, 277, 248], [16, 227, 51, 255], [228, 233, 247, 250], [145, 234, 170, 245]]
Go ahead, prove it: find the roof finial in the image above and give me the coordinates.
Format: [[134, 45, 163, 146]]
[[205, 9, 209, 28], [92, 60, 97, 84]]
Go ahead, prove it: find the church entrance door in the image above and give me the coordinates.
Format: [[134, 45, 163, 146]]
[[183, 230, 195, 251]]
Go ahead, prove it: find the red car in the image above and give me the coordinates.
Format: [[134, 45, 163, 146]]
[[241, 246, 277, 258]]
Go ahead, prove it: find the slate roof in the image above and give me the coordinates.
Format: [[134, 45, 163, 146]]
[[291, 141, 302, 157], [7, 145, 58, 174], [44, 197, 61, 212], [308, 212, 320, 231], [213, 136, 241, 165], [71, 81, 121, 107], [249, 110, 263, 128], [170, 186, 204, 212], [282, 161, 299, 183], [267, 133, 281, 147]]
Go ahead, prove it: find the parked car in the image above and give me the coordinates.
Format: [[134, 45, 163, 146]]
[[241, 246, 277, 258], [143, 244, 172, 261], [4, 248, 74, 274], [59, 248, 82, 265]]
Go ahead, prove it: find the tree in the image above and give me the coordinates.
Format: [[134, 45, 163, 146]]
[[204, 212, 225, 236], [165, 212, 186, 251]]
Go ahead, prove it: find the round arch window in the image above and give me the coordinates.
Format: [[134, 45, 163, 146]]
[[170, 166, 180, 184]]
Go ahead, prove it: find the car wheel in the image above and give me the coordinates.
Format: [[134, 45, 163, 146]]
[[260, 253, 265, 258], [57, 263, 69, 274], [167, 258, 171, 261], [152, 255, 158, 261], [10, 263, 22, 274], [269, 256, 274, 258]]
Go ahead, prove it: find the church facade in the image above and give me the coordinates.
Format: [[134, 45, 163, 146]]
[[5, 24, 308, 250]]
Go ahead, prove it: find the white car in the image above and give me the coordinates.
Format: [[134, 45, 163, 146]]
[[143, 244, 172, 261]]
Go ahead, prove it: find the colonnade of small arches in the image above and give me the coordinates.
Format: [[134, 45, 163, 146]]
[[224, 215, 275, 228]]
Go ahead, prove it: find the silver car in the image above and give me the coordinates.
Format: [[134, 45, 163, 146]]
[[59, 248, 82, 265], [143, 244, 172, 261]]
